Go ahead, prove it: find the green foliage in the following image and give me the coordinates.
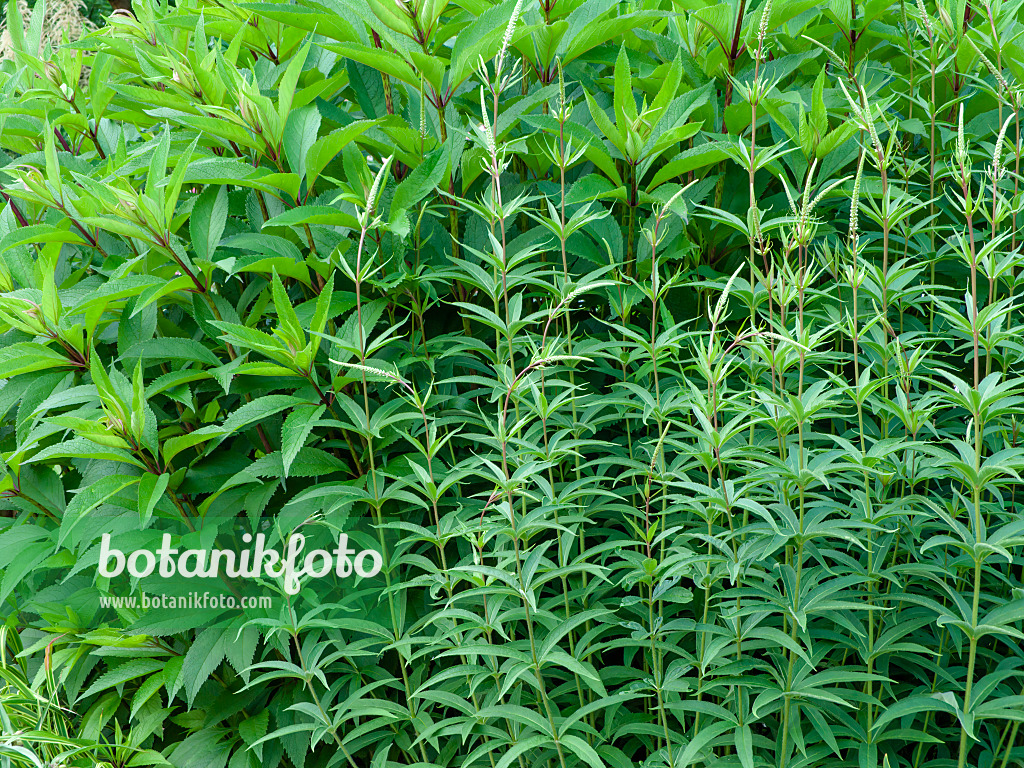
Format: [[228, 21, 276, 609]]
[[2, 0, 1024, 767]]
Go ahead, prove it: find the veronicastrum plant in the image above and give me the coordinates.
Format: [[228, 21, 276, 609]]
[[2, 0, 1024, 767]]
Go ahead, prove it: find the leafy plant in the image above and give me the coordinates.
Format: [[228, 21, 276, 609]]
[[1, 0, 1024, 767]]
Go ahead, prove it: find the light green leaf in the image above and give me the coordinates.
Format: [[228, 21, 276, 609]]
[[137, 472, 169, 527], [190, 185, 229, 262]]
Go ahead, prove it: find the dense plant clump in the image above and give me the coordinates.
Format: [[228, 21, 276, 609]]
[[3, 0, 1024, 766]]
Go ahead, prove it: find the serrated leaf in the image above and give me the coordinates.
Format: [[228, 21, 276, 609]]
[[137, 472, 169, 527], [180, 627, 228, 706], [281, 404, 326, 478], [190, 185, 229, 262]]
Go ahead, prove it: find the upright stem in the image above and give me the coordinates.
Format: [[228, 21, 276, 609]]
[[354, 218, 428, 763], [963, 165, 980, 389]]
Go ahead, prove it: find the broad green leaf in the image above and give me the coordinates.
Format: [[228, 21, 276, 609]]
[[190, 185, 229, 262], [137, 472, 169, 527], [281, 404, 326, 478]]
